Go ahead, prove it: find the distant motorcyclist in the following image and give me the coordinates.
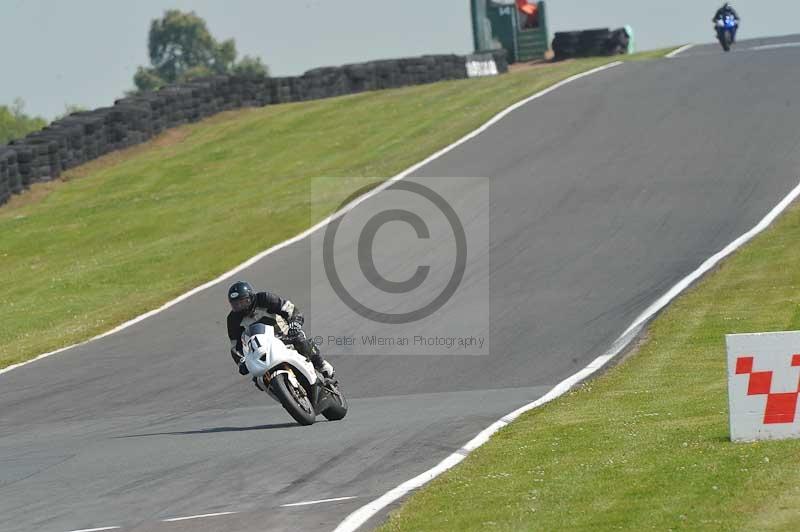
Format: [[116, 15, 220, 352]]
[[226, 281, 334, 379], [713, 3, 740, 42]]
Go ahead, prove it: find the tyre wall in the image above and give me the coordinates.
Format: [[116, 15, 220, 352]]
[[552, 28, 630, 61], [0, 51, 508, 206]]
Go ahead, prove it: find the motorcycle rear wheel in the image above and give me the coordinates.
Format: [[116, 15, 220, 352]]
[[322, 383, 348, 421], [271, 373, 316, 426]]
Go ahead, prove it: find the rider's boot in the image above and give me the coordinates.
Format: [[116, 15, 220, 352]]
[[314, 357, 335, 379], [296, 337, 335, 378]]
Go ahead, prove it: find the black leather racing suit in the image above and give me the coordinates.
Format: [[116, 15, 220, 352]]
[[226, 291, 325, 372], [712, 6, 740, 23]]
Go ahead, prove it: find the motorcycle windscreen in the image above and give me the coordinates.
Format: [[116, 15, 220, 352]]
[[247, 323, 269, 336], [244, 322, 271, 375]]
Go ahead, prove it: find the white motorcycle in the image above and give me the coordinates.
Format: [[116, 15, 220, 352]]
[[242, 323, 347, 425]]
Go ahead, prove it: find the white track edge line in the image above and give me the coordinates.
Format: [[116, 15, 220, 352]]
[[281, 496, 359, 507], [332, 179, 800, 532], [666, 44, 694, 58], [162, 511, 237, 522], [66, 527, 121, 532], [0, 60, 623, 378], [750, 42, 800, 51], [620, 179, 800, 341]]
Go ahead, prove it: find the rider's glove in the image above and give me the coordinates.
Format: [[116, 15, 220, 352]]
[[287, 320, 304, 339], [231, 348, 249, 375]]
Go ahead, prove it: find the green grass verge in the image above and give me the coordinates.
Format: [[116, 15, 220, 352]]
[[379, 164, 800, 527], [0, 49, 671, 369]]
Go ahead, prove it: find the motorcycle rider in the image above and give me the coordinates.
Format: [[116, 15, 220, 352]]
[[226, 281, 335, 380], [713, 3, 740, 42]]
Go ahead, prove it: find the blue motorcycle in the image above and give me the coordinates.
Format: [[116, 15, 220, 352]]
[[715, 14, 738, 52]]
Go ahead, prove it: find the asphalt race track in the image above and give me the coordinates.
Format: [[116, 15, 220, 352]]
[[3, 36, 800, 532]]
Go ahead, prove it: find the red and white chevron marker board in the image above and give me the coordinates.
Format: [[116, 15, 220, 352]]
[[726, 332, 800, 441]]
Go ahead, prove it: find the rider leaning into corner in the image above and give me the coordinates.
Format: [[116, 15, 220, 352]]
[[226, 281, 335, 382], [713, 2, 740, 42]]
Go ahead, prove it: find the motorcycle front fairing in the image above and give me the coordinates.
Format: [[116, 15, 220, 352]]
[[716, 15, 737, 30], [242, 323, 318, 386]]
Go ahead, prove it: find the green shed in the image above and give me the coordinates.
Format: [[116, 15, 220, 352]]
[[471, 0, 550, 64]]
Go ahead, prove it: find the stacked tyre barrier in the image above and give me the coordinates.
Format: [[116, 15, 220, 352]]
[[0, 51, 508, 207], [0, 147, 20, 205], [552, 28, 630, 61]]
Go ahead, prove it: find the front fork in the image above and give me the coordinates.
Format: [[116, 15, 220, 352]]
[[258, 364, 315, 401], [270, 365, 326, 414]]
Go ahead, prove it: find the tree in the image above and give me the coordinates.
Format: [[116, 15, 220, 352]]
[[133, 66, 165, 92], [231, 55, 269, 78], [0, 98, 47, 144], [132, 10, 269, 91]]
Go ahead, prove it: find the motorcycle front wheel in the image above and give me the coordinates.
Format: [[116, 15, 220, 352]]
[[722, 31, 732, 51], [271, 373, 316, 426]]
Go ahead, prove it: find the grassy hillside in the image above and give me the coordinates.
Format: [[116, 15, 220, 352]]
[[0, 52, 668, 369]]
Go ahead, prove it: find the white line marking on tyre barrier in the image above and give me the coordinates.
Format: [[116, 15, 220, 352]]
[[0, 61, 623, 379], [281, 496, 359, 508], [333, 180, 800, 531], [466, 53, 499, 78], [162, 511, 237, 522], [67, 527, 121, 532], [666, 43, 694, 58]]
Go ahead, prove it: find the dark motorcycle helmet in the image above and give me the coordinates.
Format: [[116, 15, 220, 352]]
[[228, 281, 256, 313]]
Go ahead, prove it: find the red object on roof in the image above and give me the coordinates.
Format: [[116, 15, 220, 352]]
[[516, 0, 537, 15]]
